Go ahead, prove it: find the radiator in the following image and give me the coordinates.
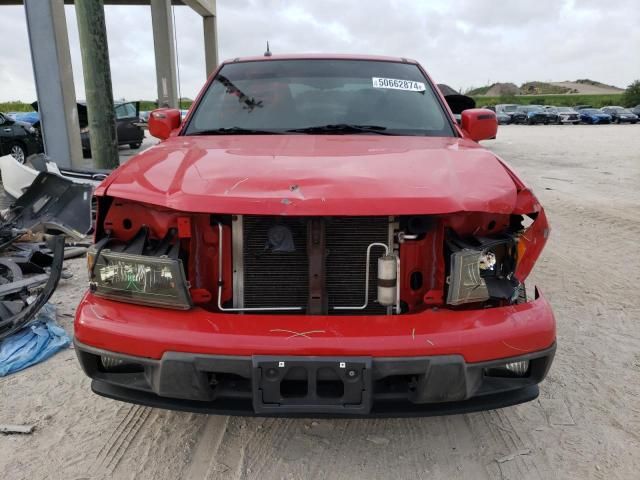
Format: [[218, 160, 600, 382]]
[[239, 215, 390, 314]]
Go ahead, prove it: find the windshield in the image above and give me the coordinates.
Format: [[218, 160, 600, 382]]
[[557, 107, 575, 112], [582, 109, 601, 114], [184, 59, 455, 137]]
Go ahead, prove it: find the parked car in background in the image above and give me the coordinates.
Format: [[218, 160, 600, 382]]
[[79, 101, 145, 157], [495, 104, 519, 122], [0, 111, 43, 163], [600, 106, 638, 124], [8, 111, 40, 125], [511, 105, 556, 125], [553, 106, 581, 125], [578, 108, 612, 124], [32, 100, 145, 157], [496, 112, 512, 124]]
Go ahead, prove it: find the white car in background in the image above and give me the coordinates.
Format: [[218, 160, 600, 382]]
[[553, 106, 581, 125]]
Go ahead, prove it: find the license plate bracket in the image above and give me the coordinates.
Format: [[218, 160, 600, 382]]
[[252, 356, 372, 415]]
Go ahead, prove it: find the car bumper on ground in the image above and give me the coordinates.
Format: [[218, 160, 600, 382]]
[[75, 288, 556, 416]]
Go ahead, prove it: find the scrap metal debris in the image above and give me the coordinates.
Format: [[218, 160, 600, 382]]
[[1, 172, 93, 240], [0, 236, 64, 340], [0, 424, 36, 434], [0, 169, 90, 340]]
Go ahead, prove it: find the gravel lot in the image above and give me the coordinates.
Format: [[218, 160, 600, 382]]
[[1, 124, 639, 480]]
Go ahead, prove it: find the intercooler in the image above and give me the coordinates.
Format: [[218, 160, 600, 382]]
[[235, 215, 391, 314]]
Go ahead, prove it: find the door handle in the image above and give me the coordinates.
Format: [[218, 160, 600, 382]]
[[3, 128, 12, 132]]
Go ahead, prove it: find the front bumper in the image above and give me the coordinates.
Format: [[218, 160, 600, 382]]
[[76, 341, 555, 417], [74, 288, 556, 416], [559, 116, 580, 124]]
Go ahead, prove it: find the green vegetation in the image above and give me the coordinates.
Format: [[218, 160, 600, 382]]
[[473, 93, 624, 108], [0, 99, 194, 114], [621, 80, 640, 107], [0, 101, 36, 113]]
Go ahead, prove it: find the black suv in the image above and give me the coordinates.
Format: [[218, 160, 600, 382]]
[[80, 101, 145, 157], [0, 112, 43, 163], [600, 106, 638, 124], [32, 101, 145, 158]]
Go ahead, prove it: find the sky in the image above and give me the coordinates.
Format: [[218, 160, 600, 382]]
[[0, 0, 638, 102]]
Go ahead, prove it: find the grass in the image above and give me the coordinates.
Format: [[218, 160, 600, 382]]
[[472, 93, 624, 108], [0, 101, 36, 113]]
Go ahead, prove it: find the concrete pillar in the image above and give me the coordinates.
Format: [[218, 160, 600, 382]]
[[150, 0, 179, 108], [24, 0, 83, 169], [203, 14, 218, 76], [75, 0, 119, 170]]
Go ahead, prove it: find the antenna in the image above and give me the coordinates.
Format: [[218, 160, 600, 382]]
[[264, 41, 272, 57]]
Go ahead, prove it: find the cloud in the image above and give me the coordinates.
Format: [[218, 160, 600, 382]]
[[0, 0, 638, 103]]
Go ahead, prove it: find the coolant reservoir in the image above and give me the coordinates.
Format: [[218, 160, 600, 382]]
[[377, 255, 397, 306]]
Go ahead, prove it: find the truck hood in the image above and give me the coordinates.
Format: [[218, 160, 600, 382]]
[[102, 135, 518, 215]]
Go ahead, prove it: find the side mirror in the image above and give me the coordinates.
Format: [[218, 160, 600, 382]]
[[148, 108, 181, 140], [460, 108, 498, 142]]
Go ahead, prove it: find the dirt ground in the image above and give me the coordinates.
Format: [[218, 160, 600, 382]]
[[1, 124, 639, 480]]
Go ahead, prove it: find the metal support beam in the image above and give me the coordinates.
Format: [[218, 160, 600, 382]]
[[150, 0, 179, 108], [23, 0, 83, 169], [182, 0, 215, 17], [75, 0, 120, 169], [203, 14, 218, 76]]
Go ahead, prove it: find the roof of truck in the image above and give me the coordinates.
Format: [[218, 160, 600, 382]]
[[221, 53, 419, 64]]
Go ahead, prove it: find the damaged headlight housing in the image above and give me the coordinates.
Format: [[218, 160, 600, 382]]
[[87, 248, 191, 310], [446, 237, 518, 306]]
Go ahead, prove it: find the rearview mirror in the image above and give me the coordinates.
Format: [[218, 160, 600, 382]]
[[460, 108, 498, 142], [148, 108, 181, 140]]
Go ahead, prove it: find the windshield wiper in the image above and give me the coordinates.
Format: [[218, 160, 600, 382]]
[[286, 124, 393, 135], [189, 127, 282, 135]]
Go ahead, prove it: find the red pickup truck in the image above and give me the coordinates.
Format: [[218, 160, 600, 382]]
[[75, 54, 555, 416]]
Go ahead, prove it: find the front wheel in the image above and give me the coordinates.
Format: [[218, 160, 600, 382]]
[[9, 142, 26, 164]]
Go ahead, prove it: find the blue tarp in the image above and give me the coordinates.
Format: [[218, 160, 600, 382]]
[[0, 303, 71, 377]]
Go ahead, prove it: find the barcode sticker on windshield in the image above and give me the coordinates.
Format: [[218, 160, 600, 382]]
[[372, 77, 426, 91]]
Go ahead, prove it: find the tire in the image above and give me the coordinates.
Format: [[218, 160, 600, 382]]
[[8, 142, 27, 164], [129, 142, 141, 149]]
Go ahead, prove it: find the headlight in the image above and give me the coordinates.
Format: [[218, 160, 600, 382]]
[[446, 237, 518, 306], [88, 247, 191, 309], [446, 249, 490, 305]]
